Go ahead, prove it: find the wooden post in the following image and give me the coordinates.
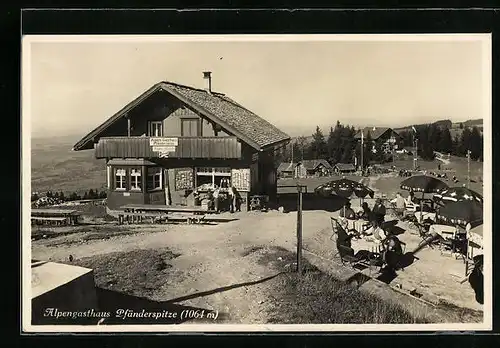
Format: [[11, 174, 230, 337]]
[[296, 184, 303, 275]]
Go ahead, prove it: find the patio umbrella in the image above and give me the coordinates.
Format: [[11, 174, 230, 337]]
[[400, 175, 449, 220], [400, 175, 449, 193], [314, 178, 374, 217], [314, 178, 375, 199], [433, 187, 483, 205], [436, 200, 483, 226]]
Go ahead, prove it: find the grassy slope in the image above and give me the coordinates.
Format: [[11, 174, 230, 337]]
[[31, 136, 106, 195], [259, 246, 426, 324]]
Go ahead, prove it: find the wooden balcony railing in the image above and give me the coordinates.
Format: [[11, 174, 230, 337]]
[[95, 136, 242, 159]]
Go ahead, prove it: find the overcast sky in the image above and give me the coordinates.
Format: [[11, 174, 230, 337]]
[[27, 36, 488, 138]]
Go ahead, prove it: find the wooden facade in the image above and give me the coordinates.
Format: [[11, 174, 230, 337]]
[[95, 136, 242, 159], [74, 79, 290, 211]]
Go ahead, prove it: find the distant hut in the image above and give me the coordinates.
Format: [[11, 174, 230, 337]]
[[333, 163, 356, 175], [298, 159, 332, 177], [277, 162, 299, 179]]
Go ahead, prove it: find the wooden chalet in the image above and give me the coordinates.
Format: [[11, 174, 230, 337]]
[[333, 163, 356, 174], [354, 127, 403, 154], [277, 162, 299, 179], [73, 73, 290, 211], [298, 159, 332, 177]]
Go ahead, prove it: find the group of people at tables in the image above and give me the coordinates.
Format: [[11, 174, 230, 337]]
[[337, 198, 393, 253], [336, 189, 435, 253]]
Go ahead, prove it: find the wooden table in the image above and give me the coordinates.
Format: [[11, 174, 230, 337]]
[[120, 204, 215, 215], [31, 208, 81, 225], [118, 204, 216, 224]]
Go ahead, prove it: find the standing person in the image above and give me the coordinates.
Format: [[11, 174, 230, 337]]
[[390, 192, 406, 218], [213, 186, 220, 213], [230, 185, 241, 212], [228, 184, 236, 213], [372, 198, 386, 225]]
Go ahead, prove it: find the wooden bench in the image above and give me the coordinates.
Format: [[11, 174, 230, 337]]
[[118, 212, 168, 225], [31, 216, 69, 226]]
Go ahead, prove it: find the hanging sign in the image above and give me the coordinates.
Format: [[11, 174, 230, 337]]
[[150, 137, 178, 147], [150, 137, 178, 157]]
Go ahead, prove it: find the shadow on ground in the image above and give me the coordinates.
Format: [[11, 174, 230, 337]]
[[277, 193, 348, 212]]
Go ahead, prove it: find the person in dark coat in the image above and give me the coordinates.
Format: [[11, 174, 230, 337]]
[[468, 255, 484, 304], [357, 202, 372, 220], [372, 198, 386, 225]]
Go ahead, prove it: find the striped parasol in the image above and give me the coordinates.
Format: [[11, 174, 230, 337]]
[[436, 200, 483, 226], [400, 175, 448, 193], [314, 177, 374, 199], [433, 187, 483, 205]]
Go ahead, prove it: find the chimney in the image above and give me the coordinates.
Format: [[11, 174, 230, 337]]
[[203, 71, 212, 94]]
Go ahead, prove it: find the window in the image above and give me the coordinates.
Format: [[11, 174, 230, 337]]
[[149, 121, 163, 137], [181, 118, 201, 136], [114, 168, 127, 190], [147, 167, 163, 191], [130, 168, 142, 191], [196, 167, 231, 187]]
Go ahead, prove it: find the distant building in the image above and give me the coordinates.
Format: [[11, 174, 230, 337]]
[[354, 127, 403, 154], [333, 163, 356, 174], [277, 162, 299, 179], [298, 159, 332, 177]]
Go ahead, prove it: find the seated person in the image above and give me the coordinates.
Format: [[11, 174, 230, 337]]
[[357, 202, 372, 220], [339, 202, 356, 220], [406, 191, 417, 205], [363, 219, 388, 252]]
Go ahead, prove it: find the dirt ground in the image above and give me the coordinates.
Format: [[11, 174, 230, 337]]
[[32, 210, 329, 323], [31, 204, 483, 324]]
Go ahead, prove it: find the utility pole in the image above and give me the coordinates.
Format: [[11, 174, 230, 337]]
[[467, 150, 471, 188], [360, 129, 364, 175], [414, 138, 418, 170], [296, 184, 303, 275]]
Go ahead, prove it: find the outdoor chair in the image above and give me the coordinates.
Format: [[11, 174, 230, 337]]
[[405, 215, 436, 248], [330, 217, 355, 258], [439, 231, 467, 260], [336, 243, 384, 276]]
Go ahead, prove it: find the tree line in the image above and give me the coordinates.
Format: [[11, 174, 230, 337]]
[[398, 124, 483, 161], [275, 121, 484, 166], [31, 189, 107, 202]]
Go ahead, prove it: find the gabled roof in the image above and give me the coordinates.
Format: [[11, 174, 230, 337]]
[[333, 163, 356, 171], [73, 81, 290, 151], [354, 127, 400, 140], [299, 159, 332, 170], [277, 162, 298, 172]]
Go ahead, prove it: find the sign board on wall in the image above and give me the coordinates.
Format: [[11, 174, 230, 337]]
[[150, 137, 178, 157], [231, 168, 251, 192], [175, 168, 194, 191]]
